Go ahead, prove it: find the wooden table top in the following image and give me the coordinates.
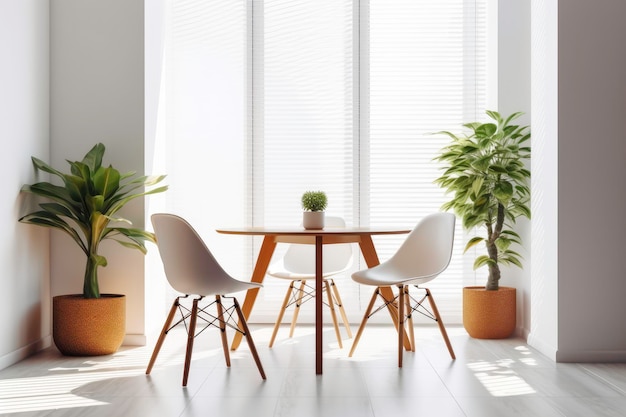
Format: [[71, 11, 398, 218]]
[[216, 225, 412, 236]]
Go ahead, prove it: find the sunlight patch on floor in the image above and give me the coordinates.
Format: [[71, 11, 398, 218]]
[[0, 342, 186, 414], [467, 360, 536, 397], [0, 394, 108, 413], [0, 369, 141, 414]]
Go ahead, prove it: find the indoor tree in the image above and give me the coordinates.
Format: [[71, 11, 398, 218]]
[[434, 111, 531, 290]]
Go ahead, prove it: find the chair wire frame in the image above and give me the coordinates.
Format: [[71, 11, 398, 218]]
[[280, 280, 349, 319], [269, 278, 352, 349], [165, 295, 245, 338], [349, 285, 455, 366], [146, 293, 266, 386]]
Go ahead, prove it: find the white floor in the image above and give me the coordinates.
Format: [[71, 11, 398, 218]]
[[1, 324, 625, 417]]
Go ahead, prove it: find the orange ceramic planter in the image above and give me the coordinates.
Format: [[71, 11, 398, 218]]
[[53, 294, 126, 356], [463, 286, 516, 339]]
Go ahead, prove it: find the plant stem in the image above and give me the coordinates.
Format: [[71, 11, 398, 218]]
[[83, 254, 100, 298]]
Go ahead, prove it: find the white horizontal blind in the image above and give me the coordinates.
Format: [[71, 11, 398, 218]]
[[160, 0, 250, 283], [362, 0, 488, 323], [160, 0, 489, 325], [247, 0, 357, 322]]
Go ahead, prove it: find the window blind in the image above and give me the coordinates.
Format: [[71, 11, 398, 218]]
[[364, 0, 488, 323], [247, 0, 357, 322], [160, 0, 249, 281], [161, 0, 490, 324]]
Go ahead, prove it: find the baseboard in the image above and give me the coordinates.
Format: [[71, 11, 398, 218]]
[[556, 349, 626, 363], [0, 336, 52, 371]]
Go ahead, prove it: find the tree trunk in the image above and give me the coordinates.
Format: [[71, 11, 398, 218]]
[[485, 202, 505, 290]]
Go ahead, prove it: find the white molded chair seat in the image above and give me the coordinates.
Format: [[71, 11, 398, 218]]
[[146, 214, 266, 386], [267, 216, 353, 348], [349, 212, 457, 366]]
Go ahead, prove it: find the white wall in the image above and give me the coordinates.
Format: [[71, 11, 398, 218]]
[[528, 0, 559, 359], [555, 0, 626, 361], [496, 0, 532, 337], [144, 0, 170, 339], [2, 0, 159, 368], [50, 0, 148, 345], [0, 0, 51, 368], [529, 0, 626, 362]]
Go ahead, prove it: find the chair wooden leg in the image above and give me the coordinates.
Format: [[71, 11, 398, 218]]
[[182, 297, 199, 386], [216, 295, 231, 367], [398, 285, 405, 367], [146, 298, 179, 375], [269, 282, 295, 347], [349, 288, 379, 357], [405, 286, 415, 352], [233, 298, 266, 379], [425, 288, 455, 359], [329, 279, 352, 338], [324, 279, 343, 348], [289, 280, 306, 338]]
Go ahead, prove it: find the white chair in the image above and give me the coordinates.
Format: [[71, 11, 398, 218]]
[[267, 216, 353, 348], [146, 214, 266, 386], [349, 212, 456, 366]]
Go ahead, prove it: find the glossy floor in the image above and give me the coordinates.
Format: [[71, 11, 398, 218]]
[[1, 325, 625, 417]]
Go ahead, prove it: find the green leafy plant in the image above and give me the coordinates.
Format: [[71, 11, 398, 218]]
[[19, 143, 168, 298], [301, 191, 328, 212], [434, 110, 531, 290]]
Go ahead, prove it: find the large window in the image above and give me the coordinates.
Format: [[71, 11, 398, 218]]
[[160, 0, 490, 324]]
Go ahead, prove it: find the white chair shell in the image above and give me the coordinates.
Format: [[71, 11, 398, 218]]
[[349, 212, 456, 366], [146, 213, 266, 385]]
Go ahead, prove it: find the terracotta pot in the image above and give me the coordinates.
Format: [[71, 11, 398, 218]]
[[463, 286, 516, 339], [53, 294, 126, 356], [303, 211, 325, 229]]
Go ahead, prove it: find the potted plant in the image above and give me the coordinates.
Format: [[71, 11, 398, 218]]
[[301, 190, 328, 229], [434, 110, 530, 338], [19, 143, 167, 355]]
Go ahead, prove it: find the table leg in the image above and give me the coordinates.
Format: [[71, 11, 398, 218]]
[[358, 235, 412, 351], [315, 235, 323, 374], [230, 236, 277, 351]]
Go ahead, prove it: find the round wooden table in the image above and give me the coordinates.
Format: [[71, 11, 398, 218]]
[[216, 225, 411, 374]]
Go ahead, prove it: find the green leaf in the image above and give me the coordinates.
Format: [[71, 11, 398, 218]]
[[38, 202, 75, 219], [31, 156, 65, 180], [473, 255, 494, 270], [464, 236, 485, 252], [475, 123, 497, 137], [506, 256, 524, 269], [93, 166, 121, 199], [63, 174, 87, 203], [471, 177, 484, 197], [502, 111, 523, 126], [19, 211, 88, 254], [489, 165, 508, 174], [69, 160, 90, 180], [495, 236, 511, 251], [500, 229, 521, 238], [82, 143, 105, 173], [494, 181, 514, 202]]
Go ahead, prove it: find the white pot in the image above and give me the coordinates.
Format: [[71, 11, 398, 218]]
[[303, 211, 325, 229]]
